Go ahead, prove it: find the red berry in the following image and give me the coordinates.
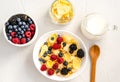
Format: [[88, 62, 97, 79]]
[[40, 64, 47, 71], [31, 31, 35, 36], [21, 38, 26, 44], [12, 38, 20, 44], [52, 43, 61, 49], [57, 37, 63, 44], [11, 32, 16, 37], [57, 57, 64, 64], [47, 69, 54, 75], [30, 24, 35, 31], [50, 54, 58, 61], [25, 31, 31, 38], [52, 63, 58, 69]]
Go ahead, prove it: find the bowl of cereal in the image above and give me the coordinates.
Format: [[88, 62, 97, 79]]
[[33, 30, 88, 81]]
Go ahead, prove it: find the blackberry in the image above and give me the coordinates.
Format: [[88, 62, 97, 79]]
[[63, 61, 68, 66], [61, 68, 68, 75], [69, 50, 74, 54], [77, 49, 84, 58]]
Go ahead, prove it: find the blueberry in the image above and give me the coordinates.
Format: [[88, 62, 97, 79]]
[[17, 18, 21, 22], [46, 50, 51, 54], [5, 22, 9, 26], [22, 22, 26, 25], [69, 44, 77, 51], [61, 68, 68, 75], [17, 31, 21, 35], [48, 46, 52, 51], [27, 38, 31, 42], [18, 27, 22, 31], [29, 21, 32, 24], [77, 49, 84, 58], [63, 61, 68, 66], [8, 30, 12, 33], [25, 25, 29, 29], [28, 18, 31, 21], [43, 52, 47, 57], [15, 28, 18, 32], [15, 34, 18, 37], [18, 35, 22, 39], [20, 30, 24, 34], [62, 42, 66, 47], [23, 28, 26, 31], [18, 22, 22, 26], [13, 25, 17, 29], [38, 58, 46, 63], [67, 68, 72, 71], [58, 52, 63, 57], [7, 36, 12, 40], [21, 25, 25, 29], [27, 28, 30, 31], [8, 25, 13, 30], [22, 34, 25, 37]]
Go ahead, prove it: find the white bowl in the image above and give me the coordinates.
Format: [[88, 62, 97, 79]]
[[3, 14, 38, 47], [33, 30, 88, 81]]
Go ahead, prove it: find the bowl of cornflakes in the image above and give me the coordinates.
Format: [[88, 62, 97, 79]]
[[33, 30, 88, 81]]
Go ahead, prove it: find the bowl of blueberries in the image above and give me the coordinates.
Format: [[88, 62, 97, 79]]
[[3, 14, 38, 47]]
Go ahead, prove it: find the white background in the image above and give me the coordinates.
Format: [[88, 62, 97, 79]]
[[0, 0, 120, 82]]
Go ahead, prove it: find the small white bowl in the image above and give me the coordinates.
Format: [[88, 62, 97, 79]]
[[33, 30, 88, 81], [3, 14, 38, 47]]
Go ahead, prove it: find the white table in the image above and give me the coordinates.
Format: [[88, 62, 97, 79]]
[[0, 0, 120, 82]]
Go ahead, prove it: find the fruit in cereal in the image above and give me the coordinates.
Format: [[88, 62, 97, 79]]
[[40, 64, 47, 71]]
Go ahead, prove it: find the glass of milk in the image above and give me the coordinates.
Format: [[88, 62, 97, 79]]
[[81, 13, 117, 40]]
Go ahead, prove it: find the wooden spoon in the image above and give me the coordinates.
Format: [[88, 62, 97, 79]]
[[89, 45, 100, 82]]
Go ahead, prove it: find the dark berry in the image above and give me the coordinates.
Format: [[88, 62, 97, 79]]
[[43, 52, 48, 57], [18, 35, 22, 39], [8, 36, 12, 40], [18, 21, 22, 26], [21, 25, 25, 29], [13, 25, 17, 29], [22, 22, 26, 25], [58, 52, 63, 57], [62, 42, 66, 47], [67, 67, 72, 71], [63, 61, 68, 66], [39, 58, 46, 63], [69, 50, 74, 54], [48, 46, 52, 51], [69, 44, 77, 51], [9, 30, 12, 33], [61, 68, 68, 75], [5, 22, 9, 26], [25, 25, 29, 29], [26, 38, 31, 42], [77, 49, 84, 58], [8, 25, 13, 29], [15, 28, 18, 32], [17, 18, 21, 22], [18, 27, 22, 31], [46, 50, 51, 54]]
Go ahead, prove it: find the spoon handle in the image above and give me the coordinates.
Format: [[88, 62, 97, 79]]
[[91, 60, 97, 82]]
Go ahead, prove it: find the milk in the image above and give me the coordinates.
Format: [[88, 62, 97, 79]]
[[81, 13, 108, 40]]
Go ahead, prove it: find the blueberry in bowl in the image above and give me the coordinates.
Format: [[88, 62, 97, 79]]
[[3, 14, 38, 47]]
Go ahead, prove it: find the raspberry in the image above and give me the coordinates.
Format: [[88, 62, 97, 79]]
[[12, 38, 20, 44], [57, 57, 64, 64], [25, 31, 31, 38], [30, 24, 35, 31], [40, 64, 47, 71], [21, 38, 26, 44], [50, 54, 58, 61], [57, 37, 63, 44], [52, 63, 58, 69], [52, 43, 61, 49], [47, 69, 54, 75], [31, 31, 35, 37], [10, 32, 16, 37]]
